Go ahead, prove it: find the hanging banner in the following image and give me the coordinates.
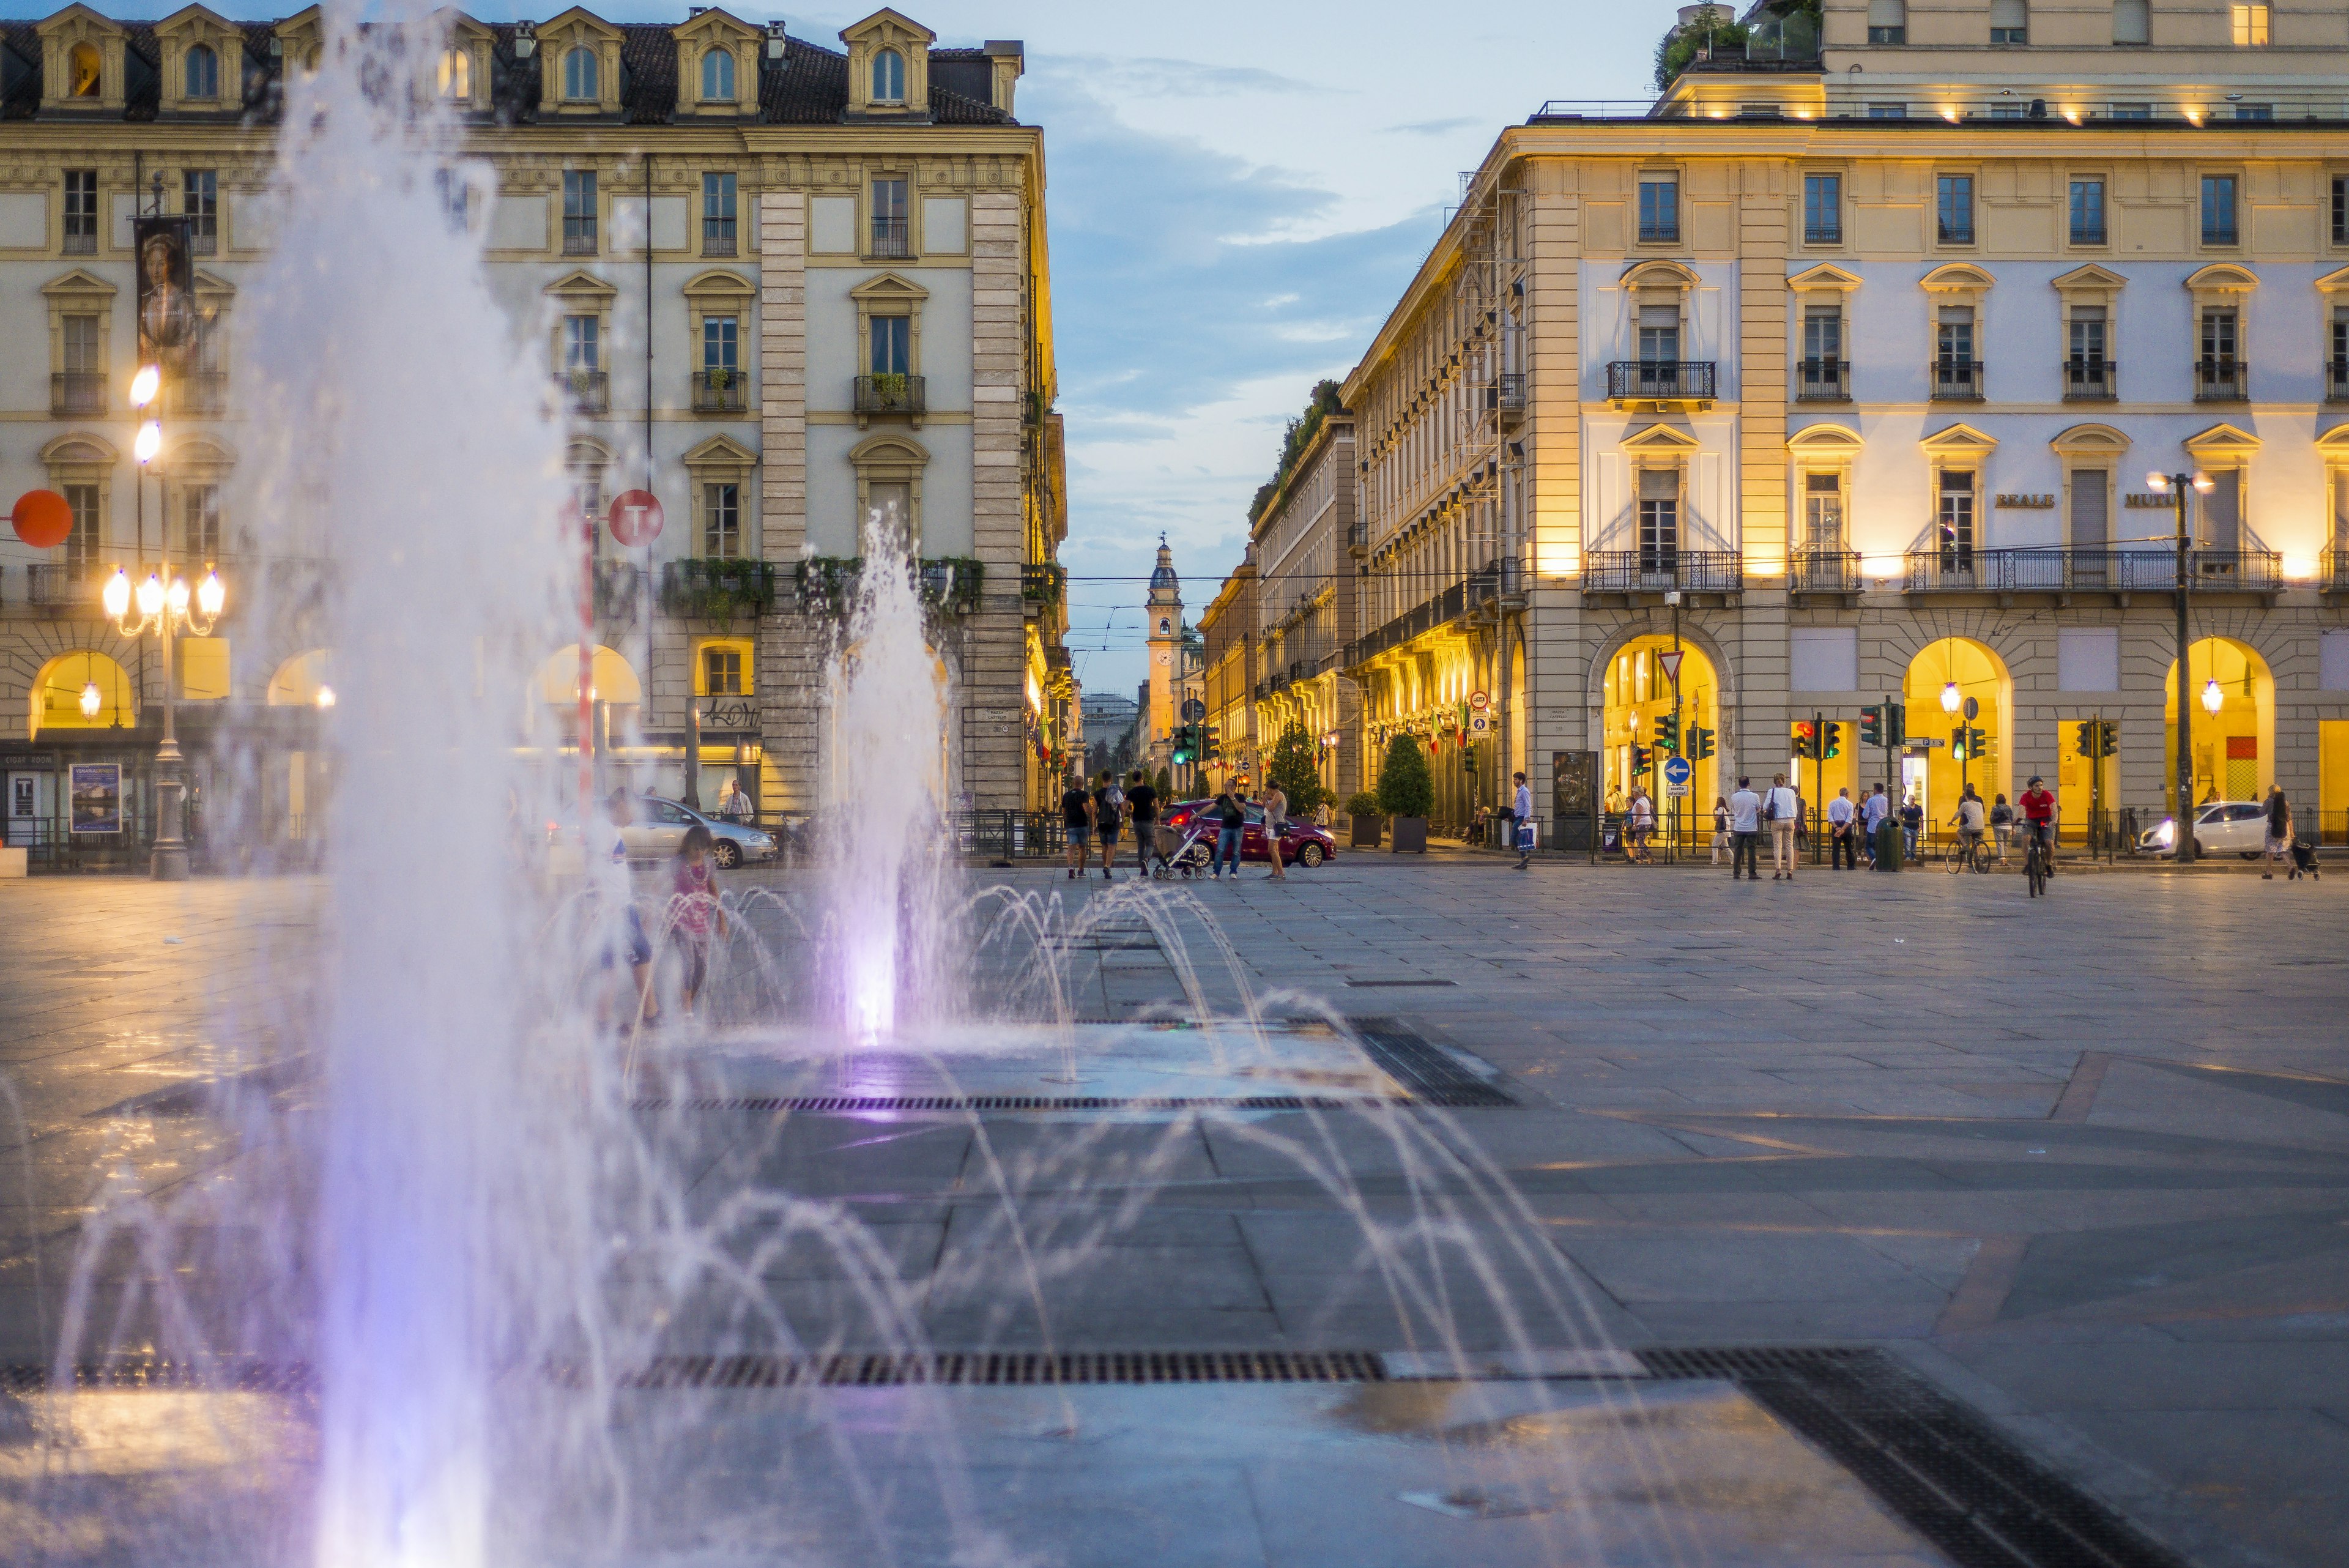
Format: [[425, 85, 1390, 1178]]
[[134, 216, 198, 380], [70, 763, 121, 834]]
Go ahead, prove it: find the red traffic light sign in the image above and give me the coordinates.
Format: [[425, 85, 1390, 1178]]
[[609, 489, 664, 547]]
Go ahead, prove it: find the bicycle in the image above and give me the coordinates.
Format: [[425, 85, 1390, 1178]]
[[2022, 825, 2050, 897], [1946, 832, 1992, 874]]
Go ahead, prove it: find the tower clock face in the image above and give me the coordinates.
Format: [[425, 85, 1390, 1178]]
[[1156, 652, 1171, 666]]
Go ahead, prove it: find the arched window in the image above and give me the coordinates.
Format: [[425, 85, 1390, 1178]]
[[69, 42, 101, 97], [438, 46, 470, 99], [2113, 0, 2150, 43], [563, 45, 598, 101], [701, 45, 734, 102], [185, 43, 218, 98], [872, 46, 905, 103]]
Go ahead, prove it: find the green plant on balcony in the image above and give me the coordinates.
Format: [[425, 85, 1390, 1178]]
[[1654, 4, 1747, 89], [870, 372, 911, 409], [705, 366, 735, 390], [918, 555, 984, 610], [662, 558, 777, 624], [1020, 562, 1066, 603]]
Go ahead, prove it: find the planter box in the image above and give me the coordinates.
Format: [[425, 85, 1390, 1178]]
[[1389, 816, 1428, 853], [1349, 815, 1383, 848]]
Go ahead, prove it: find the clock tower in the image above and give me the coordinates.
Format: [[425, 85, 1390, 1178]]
[[1146, 536, 1182, 761]]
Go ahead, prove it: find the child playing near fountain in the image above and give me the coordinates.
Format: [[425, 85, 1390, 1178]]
[[670, 825, 728, 1018]]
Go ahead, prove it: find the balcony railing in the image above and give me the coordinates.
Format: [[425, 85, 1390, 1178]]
[[62, 228, 96, 255], [1605, 360, 1716, 403], [1795, 359, 1849, 401], [2328, 548, 2349, 592], [557, 370, 609, 414], [1790, 548, 1861, 594], [918, 558, 984, 611], [174, 371, 228, 415], [29, 563, 98, 609], [1491, 372, 1526, 414], [2329, 359, 2349, 403], [702, 221, 737, 257], [870, 217, 908, 258], [1929, 359, 1984, 400], [1020, 562, 1066, 603], [51, 372, 106, 417], [2062, 359, 2116, 401], [2195, 359, 2248, 401], [562, 217, 596, 255], [593, 559, 642, 620], [691, 367, 746, 413], [1581, 550, 1743, 595], [795, 555, 982, 617], [853, 374, 926, 416], [1904, 545, 2280, 594], [662, 558, 779, 620]]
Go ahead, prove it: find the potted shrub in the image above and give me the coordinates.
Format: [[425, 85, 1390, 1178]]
[[1377, 734, 1434, 853], [1344, 790, 1382, 848]]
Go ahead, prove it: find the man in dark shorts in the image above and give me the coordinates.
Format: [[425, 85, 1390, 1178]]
[[1125, 768, 1160, 877], [1061, 773, 1095, 879], [1092, 771, 1124, 880]]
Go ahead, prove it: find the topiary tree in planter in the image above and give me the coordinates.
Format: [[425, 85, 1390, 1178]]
[[1376, 732, 1434, 853], [1266, 721, 1326, 815], [1343, 789, 1382, 848]]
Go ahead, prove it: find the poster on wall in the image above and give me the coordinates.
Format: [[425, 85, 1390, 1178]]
[[134, 215, 198, 379], [70, 764, 121, 834]]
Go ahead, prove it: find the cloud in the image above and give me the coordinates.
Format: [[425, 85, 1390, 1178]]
[[1038, 54, 1322, 99], [1385, 116, 1479, 136]]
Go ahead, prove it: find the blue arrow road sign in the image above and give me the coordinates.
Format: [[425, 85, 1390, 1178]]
[[1662, 756, 1693, 787]]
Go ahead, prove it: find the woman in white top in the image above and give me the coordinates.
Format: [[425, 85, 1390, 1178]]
[[1767, 773, 1800, 880], [1263, 784, 1289, 880]]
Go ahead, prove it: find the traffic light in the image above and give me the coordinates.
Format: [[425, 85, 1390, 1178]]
[[2074, 720, 2097, 759], [1859, 705, 1882, 746], [1687, 724, 1715, 761], [1171, 725, 1193, 765], [1885, 701, 1907, 747], [2099, 719, 2118, 758], [1950, 724, 1969, 761], [1203, 725, 1222, 761], [1654, 712, 1681, 753], [1630, 743, 1653, 776], [1791, 720, 1818, 760], [1967, 726, 1987, 759], [1823, 721, 1843, 759]]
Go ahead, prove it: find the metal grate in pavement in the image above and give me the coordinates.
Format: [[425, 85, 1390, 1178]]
[[1639, 1347, 2188, 1568], [1351, 1017, 1515, 1107], [633, 1093, 1403, 1113], [595, 1349, 1389, 1389], [2, 1361, 315, 1394]]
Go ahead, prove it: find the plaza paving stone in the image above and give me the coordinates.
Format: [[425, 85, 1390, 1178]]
[[0, 854, 2343, 1566]]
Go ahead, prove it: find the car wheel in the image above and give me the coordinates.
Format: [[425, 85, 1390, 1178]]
[[1298, 842, 1325, 868], [2194, 839, 2211, 860], [714, 841, 742, 870], [2239, 850, 2261, 861]]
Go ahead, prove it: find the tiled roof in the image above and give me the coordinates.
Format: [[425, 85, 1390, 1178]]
[[0, 17, 1017, 127]]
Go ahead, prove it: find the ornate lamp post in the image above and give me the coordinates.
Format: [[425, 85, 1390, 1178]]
[[2147, 469, 2212, 862], [106, 363, 223, 880]]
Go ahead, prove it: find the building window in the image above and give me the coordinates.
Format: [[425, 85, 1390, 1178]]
[[1637, 468, 1679, 573], [703, 171, 736, 255], [2331, 308, 2348, 396], [2110, 102, 2152, 119], [865, 480, 911, 549], [64, 483, 100, 571], [1937, 174, 1975, 244], [1867, 26, 1906, 42], [434, 168, 469, 232], [185, 42, 218, 98], [438, 46, 469, 99], [703, 483, 741, 558], [1989, 0, 2027, 43], [563, 169, 596, 253], [871, 177, 908, 256], [563, 44, 598, 100], [870, 314, 911, 376], [2235, 102, 2273, 121], [2066, 307, 2112, 397], [1800, 307, 1845, 398], [565, 314, 599, 373], [1989, 101, 2027, 120], [63, 170, 97, 253], [2334, 176, 2348, 245], [2201, 174, 2238, 244], [2230, 3, 2269, 45], [1934, 306, 1979, 398], [184, 169, 216, 255], [62, 313, 98, 374], [2201, 307, 2238, 368], [184, 483, 220, 560], [2113, 0, 2150, 43], [1804, 471, 1844, 548], [1867, 0, 1907, 43], [1803, 174, 1841, 244], [1636, 302, 1679, 365], [872, 46, 905, 103], [2069, 179, 2106, 243], [68, 42, 100, 97], [1868, 102, 1907, 118], [1638, 177, 1679, 244], [1937, 470, 1976, 567], [702, 314, 737, 374], [702, 642, 744, 694], [701, 45, 734, 102]]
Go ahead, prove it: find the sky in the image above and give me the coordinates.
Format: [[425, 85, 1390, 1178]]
[[1, 0, 1670, 700]]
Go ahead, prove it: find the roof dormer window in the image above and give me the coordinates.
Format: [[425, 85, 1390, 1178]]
[[439, 47, 470, 99], [563, 45, 598, 102], [701, 46, 734, 102], [185, 43, 218, 98], [69, 42, 100, 97], [873, 46, 905, 103]]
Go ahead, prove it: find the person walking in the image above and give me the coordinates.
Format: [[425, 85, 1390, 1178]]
[[1210, 792, 1245, 881], [1950, 783, 1986, 871], [1263, 782, 1290, 880], [1767, 773, 1799, 880], [1628, 786, 1656, 864], [1710, 795, 1729, 866], [1126, 769, 1160, 879], [1729, 776, 1763, 881], [1092, 771, 1126, 880], [1828, 787, 1857, 870], [1989, 793, 2015, 863], [1862, 782, 1890, 868], [1513, 771, 1535, 870], [2263, 785, 2292, 879], [1899, 793, 1924, 861], [1061, 772, 1095, 879]]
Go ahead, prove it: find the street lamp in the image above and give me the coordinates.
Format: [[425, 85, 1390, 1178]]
[[2202, 678, 2224, 717], [2147, 468, 2213, 862], [1940, 680, 1961, 714]]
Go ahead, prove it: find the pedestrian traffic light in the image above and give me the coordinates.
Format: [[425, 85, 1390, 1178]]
[[1654, 712, 1681, 753], [1687, 724, 1715, 760], [1859, 705, 1882, 746], [1885, 701, 1907, 748], [1791, 720, 1818, 760], [2098, 719, 2119, 758], [1823, 722, 1843, 759], [1630, 742, 1652, 776]]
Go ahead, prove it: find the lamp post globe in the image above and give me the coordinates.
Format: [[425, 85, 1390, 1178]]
[[2202, 678, 2224, 717]]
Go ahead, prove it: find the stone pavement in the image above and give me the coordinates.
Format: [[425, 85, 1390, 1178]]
[[1, 855, 2344, 1567]]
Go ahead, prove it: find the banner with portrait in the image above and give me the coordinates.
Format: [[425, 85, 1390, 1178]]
[[134, 215, 197, 380], [70, 764, 122, 835]]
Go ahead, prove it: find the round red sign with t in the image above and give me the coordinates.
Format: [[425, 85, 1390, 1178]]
[[608, 490, 664, 548]]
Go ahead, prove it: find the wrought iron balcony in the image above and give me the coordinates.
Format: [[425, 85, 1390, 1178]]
[[691, 367, 746, 413], [50, 372, 106, 417], [557, 370, 608, 414], [1581, 550, 1743, 595], [1929, 359, 1984, 401], [1606, 360, 1716, 406], [28, 563, 98, 609], [2194, 359, 2248, 401], [1904, 545, 2279, 595], [919, 558, 984, 611], [870, 217, 909, 258], [1489, 372, 1526, 415], [854, 374, 926, 416], [1795, 359, 1849, 401], [562, 217, 596, 256], [2062, 359, 2116, 401], [592, 558, 641, 620], [1789, 548, 1861, 594], [662, 557, 779, 620], [702, 220, 737, 257], [2329, 358, 2349, 403], [62, 228, 96, 256], [174, 371, 228, 415], [2328, 547, 2349, 593], [1020, 562, 1066, 603]]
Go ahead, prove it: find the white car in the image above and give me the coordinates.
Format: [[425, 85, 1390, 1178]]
[[2138, 800, 2272, 859]]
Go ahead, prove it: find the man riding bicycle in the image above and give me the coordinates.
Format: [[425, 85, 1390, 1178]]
[[2017, 775, 2057, 872]]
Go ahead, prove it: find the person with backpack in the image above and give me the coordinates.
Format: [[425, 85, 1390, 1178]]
[[1092, 771, 1125, 880], [1989, 793, 2016, 863], [1125, 769, 1161, 878], [1767, 772, 1800, 880], [1061, 771, 1096, 880]]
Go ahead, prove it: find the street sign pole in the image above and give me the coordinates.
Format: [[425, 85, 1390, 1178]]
[[1665, 593, 1684, 864]]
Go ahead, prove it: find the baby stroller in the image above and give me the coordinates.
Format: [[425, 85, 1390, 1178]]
[[2290, 838, 2321, 881], [1163, 817, 1219, 880]]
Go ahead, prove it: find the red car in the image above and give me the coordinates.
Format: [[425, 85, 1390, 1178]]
[[1159, 800, 1337, 867]]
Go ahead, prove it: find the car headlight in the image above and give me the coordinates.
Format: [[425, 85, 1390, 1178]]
[[2153, 820, 2175, 846]]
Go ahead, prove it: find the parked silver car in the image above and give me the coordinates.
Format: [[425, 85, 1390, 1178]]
[[2138, 800, 2271, 860], [618, 796, 779, 868]]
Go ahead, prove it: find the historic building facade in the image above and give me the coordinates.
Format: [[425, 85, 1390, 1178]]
[[1252, 412, 1360, 808], [0, 3, 1067, 863], [1345, 0, 2349, 846]]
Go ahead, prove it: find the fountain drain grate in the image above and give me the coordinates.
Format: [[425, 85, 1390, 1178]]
[[598, 1349, 1389, 1389], [634, 1094, 1408, 1113], [1352, 1017, 1515, 1108], [1639, 1348, 2189, 1568]]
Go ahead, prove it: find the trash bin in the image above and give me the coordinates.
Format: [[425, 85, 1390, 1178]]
[[1874, 819, 1903, 871]]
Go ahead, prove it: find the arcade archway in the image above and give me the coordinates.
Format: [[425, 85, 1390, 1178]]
[[1901, 637, 2012, 838], [29, 650, 135, 738], [2165, 637, 2272, 806], [1601, 633, 1720, 839]]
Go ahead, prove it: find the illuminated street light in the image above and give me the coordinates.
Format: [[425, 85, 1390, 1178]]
[[2202, 678, 2224, 716], [1940, 680, 1961, 713], [134, 420, 161, 464], [315, 685, 337, 710], [79, 680, 101, 719], [129, 363, 160, 409]]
